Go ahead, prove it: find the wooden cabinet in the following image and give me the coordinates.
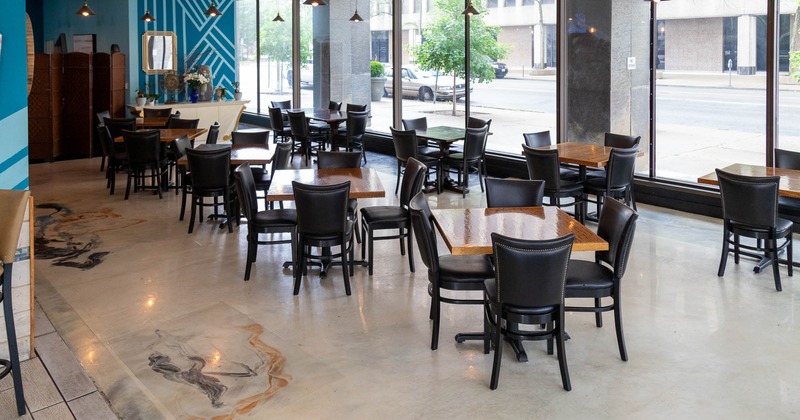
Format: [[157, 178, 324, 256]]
[[93, 53, 126, 119], [62, 53, 94, 157], [28, 53, 63, 161]]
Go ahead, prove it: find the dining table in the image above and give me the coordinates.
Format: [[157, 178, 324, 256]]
[[535, 142, 618, 181], [416, 126, 467, 194], [697, 163, 800, 198], [431, 205, 608, 361], [176, 143, 274, 167], [135, 117, 170, 128], [114, 128, 208, 143]]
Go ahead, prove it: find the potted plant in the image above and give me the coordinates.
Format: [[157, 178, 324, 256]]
[[215, 85, 228, 101], [146, 93, 161, 106], [233, 81, 243, 101], [370, 61, 386, 102], [136, 88, 147, 106]]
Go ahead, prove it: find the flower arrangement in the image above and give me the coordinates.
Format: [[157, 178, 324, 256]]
[[184, 71, 209, 90]]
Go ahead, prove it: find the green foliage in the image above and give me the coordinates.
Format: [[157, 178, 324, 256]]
[[260, 6, 312, 65], [412, 0, 509, 84], [370, 61, 385, 78], [232, 81, 240, 92], [791, 52, 800, 82]]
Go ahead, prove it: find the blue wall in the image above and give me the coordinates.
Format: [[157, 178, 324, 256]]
[[0, 3, 30, 190]]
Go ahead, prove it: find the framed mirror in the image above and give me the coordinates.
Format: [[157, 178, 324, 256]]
[[142, 31, 176, 74]]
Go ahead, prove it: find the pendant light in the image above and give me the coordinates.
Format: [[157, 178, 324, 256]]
[[349, 0, 363, 22], [205, 1, 223, 17], [462, 2, 479, 16], [303, 0, 327, 7], [140, 10, 156, 22], [75, 1, 95, 17], [273, 12, 285, 22]]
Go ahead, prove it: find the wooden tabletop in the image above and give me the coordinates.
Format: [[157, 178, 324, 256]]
[[416, 126, 466, 143], [697, 163, 800, 198], [266, 168, 386, 201], [431, 206, 608, 255], [114, 128, 208, 143], [176, 143, 274, 166], [135, 117, 169, 128], [536, 142, 615, 167]]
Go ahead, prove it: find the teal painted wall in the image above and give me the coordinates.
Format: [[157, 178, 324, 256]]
[[0, 2, 29, 190]]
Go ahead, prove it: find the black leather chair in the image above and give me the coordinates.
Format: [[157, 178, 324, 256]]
[[402, 117, 439, 157], [409, 192, 495, 350], [96, 110, 112, 171], [523, 144, 585, 223], [346, 103, 368, 112], [169, 135, 192, 199], [484, 233, 574, 391], [317, 151, 362, 242], [143, 107, 172, 118], [167, 117, 200, 129], [122, 129, 168, 200], [288, 111, 326, 165], [485, 178, 545, 208], [328, 100, 342, 110], [293, 181, 355, 296], [234, 163, 298, 281], [391, 127, 440, 195], [565, 198, 638, 361], [361, 158, 427, 276], [716, 169, 793, 291], [583, 147, 638, 218], [269, 107, 292, 144], [97, 125, 127, 195], [333, 110, 369, 163], [232, 129, 270, 145], [263, 142, 294, 210], [774, 148, 800, 223], [104, 117, 137, 141], [185, 147, 234, 233], [523, 131, 551, 148], [271, 100, 291, 110], [206, 122, 221, 145], [441, 125, 489, 197], [604, 132, 641, 148]]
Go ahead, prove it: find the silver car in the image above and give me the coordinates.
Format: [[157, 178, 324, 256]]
[[384, 66, 469, 102]]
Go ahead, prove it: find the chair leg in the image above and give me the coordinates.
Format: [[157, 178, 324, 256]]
[[124, 172, 133, 200], [771, 237, 782, 292], [399, 229, 406, 256], [407, 226, 415, 273], [100, 155, 106, 172], [489, 310, 503, 390], [594, 297, 603, 327], [555, 319, 572, 391], [244, 233, 256, 281], [180, 186, 188, 221], [483, 302, 491, 354], [788, 235, 793, 277], [431, 289, 441, 351], [361, 220, 367, 260], [368, 229, 374, 276], [188, 195, 197, 234], [342, 235, 352, 296], [224, 192, 233, 233], [395, 161, 402, 195], [718, 227, 729, 277], [614, 296, 628, 361], [293, 238, 305, 295], [3, 266, 26, 415]]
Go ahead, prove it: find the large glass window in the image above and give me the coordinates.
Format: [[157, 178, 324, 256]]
[[779, 9, 800, 153]]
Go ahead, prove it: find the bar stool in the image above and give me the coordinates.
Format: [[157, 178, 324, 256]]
[[0, 189, 29, 416]]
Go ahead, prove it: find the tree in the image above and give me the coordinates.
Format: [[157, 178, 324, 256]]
[[412, 0, 509, 115], [259, 5, 313, 93], [791, 1, 800, 81]]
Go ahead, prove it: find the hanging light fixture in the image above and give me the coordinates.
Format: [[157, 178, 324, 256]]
[[303, 0, 327, 7], [205, 1, 223, 17], [75, 1, 95, 17], [140, 10, 156, 22], [461, 2, 479, 16], [273, 12, 285, 22], [349, 0, 363, 22]]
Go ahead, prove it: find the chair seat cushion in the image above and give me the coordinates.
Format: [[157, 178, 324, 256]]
[[729, 217, 794, 239], [483, 279, 557, 315], [439, 254, 495, 284], [548, 181, 583, 197], [565, 260, 614, 297], [361, 206, 406, 225], [418, 146, 441, 158], [560, 167, 580, 180], [778, 196, 800, 217], [253, 209, 297, 225], [583, 176, 628, 194]]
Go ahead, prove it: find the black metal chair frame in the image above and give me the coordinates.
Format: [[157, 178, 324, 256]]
[[523, 144, 586, 223], [442, 125, 489, 197], [391, 127, 440, 195], [185, 147, 235, 234], [288, 111, 327, 166], [122, 129, 168, 200]]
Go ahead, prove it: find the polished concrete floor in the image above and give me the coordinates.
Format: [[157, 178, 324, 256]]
[[28, 154, 800, 419]]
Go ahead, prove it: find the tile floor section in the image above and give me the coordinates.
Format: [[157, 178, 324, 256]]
[[17, 150, 800, 419]]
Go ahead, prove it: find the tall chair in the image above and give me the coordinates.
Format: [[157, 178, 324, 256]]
[[0, 190, 29, 416], [288, 111, 327, 165], [333, 110, 369, 164], [317, 151, 362, 242], [523, 144, 585, 223], [716, 169, 793, 291], [565, 199, 638, 361], [485, 178, 545, 208], [402, 117, 438, 157], [185, 147, 234, 234], [292, 181, 355, 296], [122, 129, 168, 200], [143, 107, 172, 118], [361, 158, 427, 275], [409, 192, 495, 350], [484, 233, 574, 391], [441, 125, 489, 197], [234, 163, 297, 281], [523, 130, 551, 148], [582, 147, 638, 217], [167, 118, 200, 129], [391, 127, 440, 195], [268, 107, 292, 143], [206, 122, 221, 145]]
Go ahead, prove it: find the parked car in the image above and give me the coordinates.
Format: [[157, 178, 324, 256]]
[[490, 60, 508, 79], [287, 65, 313, 86], [384, 66, 470, 102]]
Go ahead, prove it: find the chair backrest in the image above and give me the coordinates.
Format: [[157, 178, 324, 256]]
[[401, 117, 428, 131], [467, 117, 491, 131], [346, 103, 368, 112], [268, 107, 287, 131], [271, 100, 291, 110], [168, 118, 200, 129], [490, 233, 574, 308], [605, 147, 639, 190], [485, 178, 545, 208], [595, 198, 638, 279], [345, 110, 369, 140], [523, 131, 551, 148], [604, 133, 641, 149], [232, 129, 270, 145], [328, 100, 342, 111], [122, 129, 162, 165], [206, 122, 221, 144], [391, 127, 420, 163], [233, 163, 259, 222], [143, 108, 172, 118], [462, 125, 489, 161], [288, 111, 310, 137], [399, 158, 428, 207], [522, 144, 561, 192], [170, 136, 192, 161], [317, 151, 362, 169], [96, 110, 111, 126], [270, 142, 293, 176], [185, 147, 231, 190], [293, 181, 351, 236], [775, 148, 800, 170], [97, 125, 112, 158], [716, 169, 780, 229], [104, 117, 137, 139], [409, 191, 440, 273]]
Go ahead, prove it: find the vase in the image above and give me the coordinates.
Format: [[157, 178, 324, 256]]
[[135, 96, 146, 106], [234, 92, 243, 101], [190, 89, 199, 103]]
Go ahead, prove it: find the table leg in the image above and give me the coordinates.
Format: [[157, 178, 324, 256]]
[[436, 141, 468, 194]]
